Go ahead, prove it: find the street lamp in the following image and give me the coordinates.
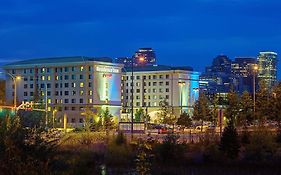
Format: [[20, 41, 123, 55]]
[[253, 64, 258, 113], [0, 72, 21, 111], [178, 81, 186, 115]]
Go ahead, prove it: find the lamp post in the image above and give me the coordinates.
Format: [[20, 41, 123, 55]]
[[130, 58, 134, 138], [253, 65, 258, 114], [130, 57, 144, 138], [45, 81, 48, 128], [178, 81, 186, 115]]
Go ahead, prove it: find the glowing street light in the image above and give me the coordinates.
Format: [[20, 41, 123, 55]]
[[139, 57, 145, 62]]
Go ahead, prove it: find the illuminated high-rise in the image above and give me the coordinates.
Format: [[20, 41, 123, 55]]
[[115, 48, 157, 67], [257, 51, 278, 89], [133, 48, 156, 67]]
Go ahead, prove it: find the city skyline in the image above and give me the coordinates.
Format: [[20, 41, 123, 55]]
[[0, 0, 281, 77]]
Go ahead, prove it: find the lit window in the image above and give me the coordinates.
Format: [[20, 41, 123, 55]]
[[89, 99, 93, 103], [55, 76, 59, 80], [80, 90, 84, 95], [47, 76, 51, 81], [89, 90, 93, 95], [80, 66, 84, 71], [47, 99, 51, 104], [72, 83, 76, 88], [41, 76, 45, 80], [80, 82, 84, 88]]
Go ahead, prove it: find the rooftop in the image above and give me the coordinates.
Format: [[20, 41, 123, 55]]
[[122, 65, 194, 72], [2, 56, 113, 68]]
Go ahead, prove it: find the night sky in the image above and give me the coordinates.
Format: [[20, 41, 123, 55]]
[[0, 0, 281, 77]]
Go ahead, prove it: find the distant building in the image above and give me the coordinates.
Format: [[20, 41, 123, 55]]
[[121, 65, 199, 121], [115, 57, 133, 68], [200, 55, 234, 101], [115, 48, 157, 67], [231, 57, 257, 94], [257, 51, 278, 89], [133, 48, 156, 67]]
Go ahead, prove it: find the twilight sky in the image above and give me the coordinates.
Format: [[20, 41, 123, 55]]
[[0, 0, 281, 76]]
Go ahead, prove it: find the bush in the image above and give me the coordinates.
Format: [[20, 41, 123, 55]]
[[105, 139, 133, 167], [153, 134, 187, 165], [115, 132, 126, 145], [0, 116, 58, 174], [219, 120, 240, 159], [244, 130, 277, 162]]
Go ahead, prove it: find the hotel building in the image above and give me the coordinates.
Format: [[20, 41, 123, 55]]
[[2, 56, 123, 127], [121, 65, 200, 122]]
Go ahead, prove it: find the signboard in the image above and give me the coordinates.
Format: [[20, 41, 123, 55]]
[[96, 66, 120, 73]]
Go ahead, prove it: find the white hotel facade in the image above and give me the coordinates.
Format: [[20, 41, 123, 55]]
[[2, 57, 123, 126], [2, 57, 200, 126], [121, 65, 200, 122]]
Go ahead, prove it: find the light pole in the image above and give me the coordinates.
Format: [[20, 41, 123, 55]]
[[45, 81, 48, 127], [253, 65, 258, 114], [128, 57, 144, 138], [178, 81, 186, 115], [131, 58, 134, 138]]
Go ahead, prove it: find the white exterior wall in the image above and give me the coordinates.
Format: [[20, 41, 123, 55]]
[[4, 61, 123, 127], [121, 69, 199, 122]]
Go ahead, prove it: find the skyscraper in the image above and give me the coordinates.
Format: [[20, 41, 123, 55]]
[[257, 51, 278, 89], [231, 57, 257, 94], [133, 48, 156, 66], [115, 48, 157, 67], [200, 55, 234, 101]]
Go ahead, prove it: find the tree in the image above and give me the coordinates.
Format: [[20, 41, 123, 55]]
[[158, 99, 176, 126], [0, 116, 58, 174], [270, 83, 281, 142], [176, 112, 192, 128], [193, 92, 211, 131], [219, 119, 240, 159], [0, 79, 5, 105], [255, 80, 271, 125], [102, 108, 116, 136], [225, 91, 240, 123], [210, 94, 219, 126], [83, 107, 95, 132], [135, 108, 144, 122], [237, 91, 253, 128]]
